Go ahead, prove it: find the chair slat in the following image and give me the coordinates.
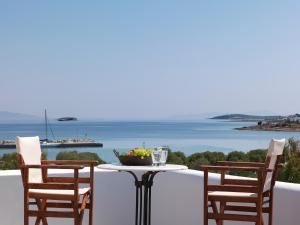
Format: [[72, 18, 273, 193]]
[[28, 183, 75, 190], [208, 195, 257, 203], [45, 202, 91, 209], [46, 177, 90, 183], [224, 205, 270, 213], [28, 192, 76, 200], [207, 213, 257, 222], [207, 185, 258, 193], [223, 178, 258, 186], [29, 210, 74, 218]]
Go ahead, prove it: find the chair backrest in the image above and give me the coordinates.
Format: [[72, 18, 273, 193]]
[[16, 136, 42, 183], [263, 138, 286, 192]]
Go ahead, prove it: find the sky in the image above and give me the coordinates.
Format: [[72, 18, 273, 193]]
[[0, 1, 300, 120]]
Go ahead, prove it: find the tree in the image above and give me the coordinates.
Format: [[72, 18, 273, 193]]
[[188, 157, 210, 170], [0, 151, 46, 170], [247, 149, 267, 162], [56, 151, 105, 165], [227, 151, 248, 162], [167, 151, 186, 165], [278, 138, 300, 183], [187, 151, 226, 169]]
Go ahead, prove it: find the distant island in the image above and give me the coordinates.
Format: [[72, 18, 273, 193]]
[[0, 111, 42, 123], [211, 113, 300, 132], [211, 114, 283, 121]]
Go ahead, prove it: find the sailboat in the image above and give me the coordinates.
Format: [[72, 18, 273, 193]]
[[0, 110, 103, 149], [40, 109, 103, 148]]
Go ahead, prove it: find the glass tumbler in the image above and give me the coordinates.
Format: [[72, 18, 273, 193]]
[[159, 150, 168, 165], [151, 150, 161, 166]]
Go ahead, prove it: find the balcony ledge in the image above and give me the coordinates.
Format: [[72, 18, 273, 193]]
[[0, 167, 299, 225]]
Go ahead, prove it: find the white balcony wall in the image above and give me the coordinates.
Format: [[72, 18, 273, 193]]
[[0, 168, 299, 225]]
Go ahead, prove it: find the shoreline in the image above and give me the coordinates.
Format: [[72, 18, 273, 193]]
[[235, 126, 300, 132]]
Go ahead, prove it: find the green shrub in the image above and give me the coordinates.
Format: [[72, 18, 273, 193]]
[[246, 149, 267, 162], [167, 151, 186, 165], [277, 138, 300, 183], [188, 151, 225, 165], [227, 151, 248, 162], [188, 157, 210, 170], [1, 138, 300, 184], [56, 151, 105, 165], [0, 152, 18, 170], [0, 151, 47, 170]]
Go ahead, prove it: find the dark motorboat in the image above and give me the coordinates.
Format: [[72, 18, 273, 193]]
[[57, 117, 78, 121]]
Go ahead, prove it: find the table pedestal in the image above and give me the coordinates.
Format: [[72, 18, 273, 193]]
[[98, 164, 187, 225], [125, 171, 160, 225]]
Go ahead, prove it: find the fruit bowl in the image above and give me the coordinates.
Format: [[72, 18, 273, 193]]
[[114, 148, 153, 166], [118, 155, 152, 166]]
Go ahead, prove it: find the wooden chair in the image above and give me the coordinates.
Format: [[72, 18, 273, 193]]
[[201, 138, 286, 225], [16, 136, 97, 225]]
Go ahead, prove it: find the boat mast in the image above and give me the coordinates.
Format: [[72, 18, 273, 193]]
[[45, 109, 48, 141]]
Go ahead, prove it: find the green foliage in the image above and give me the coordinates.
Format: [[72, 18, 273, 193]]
[[188, 157, 210, 170], [167, 151, 186, 165], [165, 138, 300, 184], [227, 151, 248, 162], [0, 150, 104, 170], [0, 151, 47, 170], [277, 138, 300, 183], [187, 151, 226, 169], [246, 149, 267, 162], [56, 151, 105, 165], [0, 152, 18, 170], [1, 138, 300, 184]]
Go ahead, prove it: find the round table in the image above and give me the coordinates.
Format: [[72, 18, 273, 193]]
[[98, 164, 187, 225]]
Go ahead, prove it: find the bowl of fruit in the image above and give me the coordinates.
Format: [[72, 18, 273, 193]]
[[114, 148, 153, 166]]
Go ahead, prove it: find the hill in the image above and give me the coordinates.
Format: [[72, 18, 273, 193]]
[[211, 114, 283, 121], [0, 111, 42, 123]]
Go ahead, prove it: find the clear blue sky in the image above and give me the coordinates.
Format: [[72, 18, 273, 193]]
[[0, 1, 299, 120]]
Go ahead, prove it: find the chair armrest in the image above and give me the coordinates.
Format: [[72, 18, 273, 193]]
[[20, 164, 84, 170], [200, 165, 263, 172], [215, 161, 265, 167], [41, 160, 96, 185], [42, 160, 98, 166]]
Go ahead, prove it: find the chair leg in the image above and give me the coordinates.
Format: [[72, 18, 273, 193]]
[[220, 201, 225, 225], [204, 200, 208, 225], [269, 194, 273, 225], [211, 201, 221, 225], [89, 193, 93, 225], [73, 200, 80, 225], [41, 200, 48, 225], [74, 214, 80, 225], [35, 198, 48, 225], [79, 193, 90, 225], [269, 210, 273, 225], [256, 202, 263, 225]]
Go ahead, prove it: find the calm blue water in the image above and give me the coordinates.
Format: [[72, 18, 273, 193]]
[[0, 120, 299, 163]]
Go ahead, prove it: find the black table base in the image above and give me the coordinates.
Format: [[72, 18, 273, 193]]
[[125, 171, 160, 225]]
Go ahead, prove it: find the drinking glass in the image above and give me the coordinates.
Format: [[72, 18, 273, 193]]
[[151, 150, 161, 166], [159, 150, 168, 165]]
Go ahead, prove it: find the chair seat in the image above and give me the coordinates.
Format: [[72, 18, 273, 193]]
[[29, 187, 90, 196], [208, 191, 257, 198]]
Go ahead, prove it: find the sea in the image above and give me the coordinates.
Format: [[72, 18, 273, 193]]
[[1, 119, 300, 163]]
